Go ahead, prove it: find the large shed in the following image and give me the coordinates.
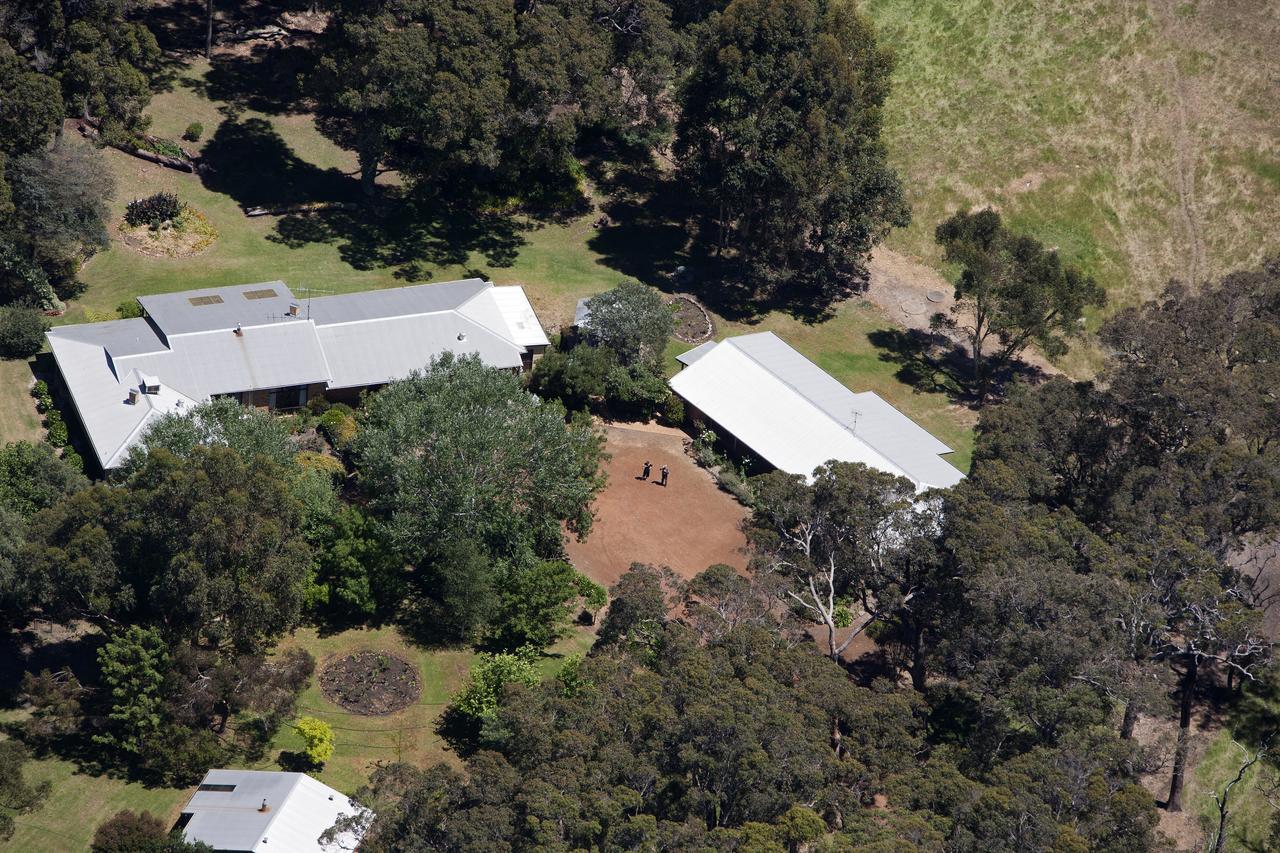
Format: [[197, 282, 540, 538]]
[[669, 332, 965, 491]]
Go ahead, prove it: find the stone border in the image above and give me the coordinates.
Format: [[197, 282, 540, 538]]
[[665, 292, 715, 344]]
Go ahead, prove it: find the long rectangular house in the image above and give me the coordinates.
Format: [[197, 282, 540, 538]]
[[47, 278, 549, 471], [669, 331, 965, 491]]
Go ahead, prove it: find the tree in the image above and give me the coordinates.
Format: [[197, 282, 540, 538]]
[[24, 447, 312, 654], [0, 306, 55, 351], [293, 716, 336, 767], [449, 646, 541, 726], [120, 397, 294, 475], [582, 281, 673, 367], [313, 0, 514, 196], [353, 353, 605, 565], [497, 560, 600, 649], [0, 44, 63, 156], [675, 0, 909, 299], [529, 341, 614, 411], [932, 208, 1106, 402], [748, 462, 937, 661], [91, 809, 166, 852], [0, 440, 87, 517], [0, 741, 51, 842], [94, 625, 171, 757], [8, 145, 113, 275], [308, 505, 404, 623]]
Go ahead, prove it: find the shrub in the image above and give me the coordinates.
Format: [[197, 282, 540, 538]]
[[318, 408, 358, 449], [451, 646, 541, 724], [0, 305, 51, 358], [31, 380, 52, 413], [62, 448, 84, 472], [45, 409, 67, 447], [603, 363, 670, 421], [306, 395, 332, 416], [91, 809, 166, 853], [124, 192, 182, 228], [147, 138, 185, 160], [659, 392, 685, 425], [182, 122, 203, 142], [295, 450, 346, 485], [117, 299, 144, 319], [292, 716, 335, 766]]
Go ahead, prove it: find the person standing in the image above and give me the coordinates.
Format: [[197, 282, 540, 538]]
[[641, 460, 652, 480], [659, 465, 669, 487]]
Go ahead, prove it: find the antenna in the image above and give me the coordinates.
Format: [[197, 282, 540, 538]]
[[849, 408, 861, 434], [293, 285, 336, 320]]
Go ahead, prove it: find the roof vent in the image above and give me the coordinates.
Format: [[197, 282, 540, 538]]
[[234, 324, 243, 337], [457, 331, 467, 342], [259, 799, 270, 813], [288, 302, 300, 317], [127, 388, 139, 405], [140, 375, 160, 395]]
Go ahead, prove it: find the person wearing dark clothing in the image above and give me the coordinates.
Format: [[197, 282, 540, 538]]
[[641, 461, 652, 480], [659, 465, 669, 487]]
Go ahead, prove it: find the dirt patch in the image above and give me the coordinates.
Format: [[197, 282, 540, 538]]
[[118, 206, 218, 258], [565, 422, 749, 587], [319, 650, 422, 716], [665, 294, 714, 344]]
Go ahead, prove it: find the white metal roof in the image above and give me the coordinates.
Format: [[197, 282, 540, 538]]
[[49, 279, 545, 469], [669, 332, 965, 490], [181, 769, 367, 853]]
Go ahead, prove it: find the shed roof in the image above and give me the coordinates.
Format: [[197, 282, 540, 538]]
[[669, 332, 965, 490], [181, 769, 367, 853]]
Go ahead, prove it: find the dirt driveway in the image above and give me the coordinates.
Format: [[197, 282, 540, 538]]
[[565, 422, 750, 588]]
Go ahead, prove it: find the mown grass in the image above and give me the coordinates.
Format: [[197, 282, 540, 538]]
[[0, 359, 41, 446], [0, 625, 593, 851], [865, 0, 1280, 314]]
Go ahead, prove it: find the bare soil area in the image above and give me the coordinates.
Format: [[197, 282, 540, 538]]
[[565, 422, 750, 587]]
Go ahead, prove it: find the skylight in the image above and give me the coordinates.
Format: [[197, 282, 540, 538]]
[[188, 295, 225, 306], [243, 288, 279, 300]]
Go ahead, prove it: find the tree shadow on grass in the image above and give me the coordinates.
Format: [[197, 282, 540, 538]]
[[867, 328, 973, 402], [200, 42, 317, 116], [0, 626, 105, 709], [270, 198, 531, 283], [199, 116, 360, 210]]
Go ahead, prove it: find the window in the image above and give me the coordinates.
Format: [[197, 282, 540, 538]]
[[242, 288, 279, 301], [268, 386, 307, 411], [197, 783, 237, 792], [188, 295, 224, 306]]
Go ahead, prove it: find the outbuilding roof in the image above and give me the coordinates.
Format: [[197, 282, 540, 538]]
[[670, 332, 965, 490], [180, 769, 367, 853]]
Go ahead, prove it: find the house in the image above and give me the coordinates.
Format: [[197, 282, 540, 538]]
[[669, 332, 965, 491], [176, 769, 368, 852], [46, 278, 549, 470]]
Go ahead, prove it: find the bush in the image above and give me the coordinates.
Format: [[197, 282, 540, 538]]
[[306, 395, 332, 416], [318, 408, 358, 449], [182, 122, 203, 142], [62, 448, 84, 473], [659, 392, 685, 425], [124, 192, 182, 228], [603, 363, 670, 421], [295, 450, 346, 485], [117, 299, 144, 319], [31, 379, 52, 413], [0, 305, 51, 358], [45, 409, 68, 447], [147, 138, 185, 160], [529, 344, 613, 411], [292, 716, 335, 766], [91, 809, 166, 853]]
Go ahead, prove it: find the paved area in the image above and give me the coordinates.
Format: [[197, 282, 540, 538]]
[[565, 422, 750, 588]]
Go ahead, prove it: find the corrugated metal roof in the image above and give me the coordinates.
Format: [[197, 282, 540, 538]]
[[181, 769, 367, 853], [669, 332, 965, 490], [305, 278, 488, 325], [138, 281, 298, 335], [676, 340, 717, 366], [47, 317, 167, 359], [317, 312, 523, 389], [477, 286, 551, 347]]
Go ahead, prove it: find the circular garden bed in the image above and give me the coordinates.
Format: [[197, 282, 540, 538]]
[[118, 204, 218, 258], [319, 650, 422, 716], [667, 294, 714, 344]]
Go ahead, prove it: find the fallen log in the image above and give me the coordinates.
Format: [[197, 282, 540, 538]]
[[77, 121, 198, 174], [243, 201, 359, 217]]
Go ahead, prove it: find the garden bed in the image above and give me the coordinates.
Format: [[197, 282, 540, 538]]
[[118, 205, 218, 258], [666, 294, 713, 344], [319, 650, 422, 716]]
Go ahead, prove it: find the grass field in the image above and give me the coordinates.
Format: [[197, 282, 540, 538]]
[[1186, 728, 1276, 852], [0, 624, 593, 852], [866, 0, 1280, 320]]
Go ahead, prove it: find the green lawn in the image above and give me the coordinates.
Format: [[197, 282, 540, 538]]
[[0, 359, 41, 446], [0, 624, 592, 851], [1187, 728, 1277, 852]]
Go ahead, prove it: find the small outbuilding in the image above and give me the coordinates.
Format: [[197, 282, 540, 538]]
[[669, 332, 965, 491], [177, 769, 369, 853]]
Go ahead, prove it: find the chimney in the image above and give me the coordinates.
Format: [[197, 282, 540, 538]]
[[127, 388, 139, 405], [288, 303, 299, 317]]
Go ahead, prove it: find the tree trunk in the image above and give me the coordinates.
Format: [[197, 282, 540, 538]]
[[206, 0, 214, 61], [1120, 696, 1139, 740], [909, 627, 927, 692], [360, 156, 378, 198], [1167, 656, 1198, 811]]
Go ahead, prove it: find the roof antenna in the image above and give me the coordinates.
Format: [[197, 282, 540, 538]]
[[850, 409, 861, 434]]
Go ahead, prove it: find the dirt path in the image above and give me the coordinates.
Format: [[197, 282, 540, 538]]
[[564, 423, 749, 587], [1151, 0, 1207, 286], [864, 247, 1062, 377]]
